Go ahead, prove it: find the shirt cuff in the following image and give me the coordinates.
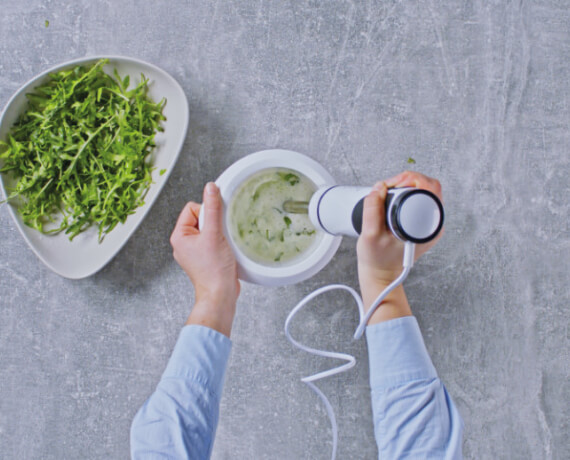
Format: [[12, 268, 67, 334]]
[[366, 316, 437, 390], [162, 325, 232, 399]]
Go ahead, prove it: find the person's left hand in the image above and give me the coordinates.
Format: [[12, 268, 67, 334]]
[[170, 182, 240, 337]]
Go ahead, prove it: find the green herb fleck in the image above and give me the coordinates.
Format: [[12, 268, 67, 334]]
[[44, 20, 49, 28], [283, 215, 292, 228], [407, 157, 416, 164], [274, 252, 284, 262], [278, 172, 300, 186], [159, 168, 167, 176], [0, 58, 166, 242]]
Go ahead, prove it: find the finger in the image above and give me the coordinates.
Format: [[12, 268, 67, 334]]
[[386, 171, 442, 199], [172, 202, 201, 236], [386, 170, 420, 187], [361, 182, 388, 239], [385, 172, 407, 188], [170, 203, 200, 249], [202, 182, 224, 236]]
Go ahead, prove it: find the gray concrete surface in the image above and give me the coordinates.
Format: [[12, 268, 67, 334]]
[[1, 1, 568, 459]]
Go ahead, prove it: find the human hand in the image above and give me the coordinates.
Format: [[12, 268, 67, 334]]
[[356, 171, 443, 323], [170, 182, 240, 337]]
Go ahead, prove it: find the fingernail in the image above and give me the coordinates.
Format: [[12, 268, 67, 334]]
[[206, 182, 217, 195]]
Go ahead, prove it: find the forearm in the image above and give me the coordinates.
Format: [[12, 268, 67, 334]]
[[359, 266, 412, 325], [186, 293, 237, 338], [366, 317, 464, 459], [131, 325, 232, 459]]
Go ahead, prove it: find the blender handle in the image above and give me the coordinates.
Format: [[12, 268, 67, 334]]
[[350, 190, 395, 234], [309, 186, 444, 243]]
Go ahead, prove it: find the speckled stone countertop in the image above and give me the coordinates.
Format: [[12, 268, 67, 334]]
[[1, 1, 568, 459]]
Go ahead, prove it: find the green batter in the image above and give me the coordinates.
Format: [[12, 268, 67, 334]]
[[229, 168, 318, 265]]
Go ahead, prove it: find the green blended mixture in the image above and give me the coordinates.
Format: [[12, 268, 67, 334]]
[[229, 168, 319, 265]]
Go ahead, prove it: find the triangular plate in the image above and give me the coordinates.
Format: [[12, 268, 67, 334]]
[[0, 56, 189, 279]]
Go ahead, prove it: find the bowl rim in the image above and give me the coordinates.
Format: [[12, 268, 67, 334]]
[[205, 149, 342, 286]]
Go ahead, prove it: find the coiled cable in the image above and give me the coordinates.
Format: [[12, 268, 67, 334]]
[[284, 242, 415, 460]]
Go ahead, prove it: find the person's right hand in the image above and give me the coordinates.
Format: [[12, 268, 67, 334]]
[[356, 171, 443, 324]]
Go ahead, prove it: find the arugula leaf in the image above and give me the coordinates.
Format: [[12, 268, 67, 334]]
[[0, 58, 166, 242]]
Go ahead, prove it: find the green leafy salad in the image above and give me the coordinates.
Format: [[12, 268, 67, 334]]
[[0, 58, 166, 241]]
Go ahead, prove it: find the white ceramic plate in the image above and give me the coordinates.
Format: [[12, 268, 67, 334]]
[[0, 56, 189, 279]]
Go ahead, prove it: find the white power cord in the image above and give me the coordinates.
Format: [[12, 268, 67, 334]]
[[284, 241, 416, 460]]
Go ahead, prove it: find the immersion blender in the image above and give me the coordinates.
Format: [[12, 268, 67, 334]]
[[284, 186, 444, 243]]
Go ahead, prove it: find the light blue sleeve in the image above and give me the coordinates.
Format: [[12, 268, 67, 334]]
[[366, 316, 464, 460], [130, 325, 232, 460]]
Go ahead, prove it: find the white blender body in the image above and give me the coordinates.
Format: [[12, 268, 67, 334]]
[[308, 186, 371, 238], [308, 185, 444, 243]]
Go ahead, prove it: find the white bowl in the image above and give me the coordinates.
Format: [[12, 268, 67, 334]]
[[0, 56, 189, 279], [203, 150, 342, 286]]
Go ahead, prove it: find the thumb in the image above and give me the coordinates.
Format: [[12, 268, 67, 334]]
[[202, 182, 224, 236], [361, 182, 388, 239]]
